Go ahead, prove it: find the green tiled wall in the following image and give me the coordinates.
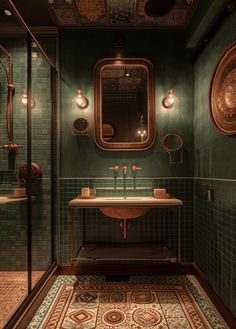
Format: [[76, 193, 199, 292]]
[[194, 179, 236, 316], [0, 200, 27, 270], [194, 10, 236, 317]]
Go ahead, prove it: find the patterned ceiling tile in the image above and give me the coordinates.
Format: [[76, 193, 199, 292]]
[[76, 0, 107, 23], [136, 0, 162, 25], [108, 0, 136, 25], [47, 0, 199, 27], [136, 0, 198, 27], [54, 8, 77, 25], [161, 9, 189, 26]]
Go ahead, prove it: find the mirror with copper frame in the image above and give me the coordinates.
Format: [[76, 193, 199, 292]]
[[94, 58, 155, 150]]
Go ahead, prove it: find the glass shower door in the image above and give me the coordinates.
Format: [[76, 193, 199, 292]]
[[31, 42, 54, 288]]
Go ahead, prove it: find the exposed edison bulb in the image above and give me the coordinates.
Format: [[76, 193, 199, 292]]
[[163, 89, 176, 108], [21, 93, 35, 109], [76, 89, 88, 109], [168, 90, 175, 104], [4, 9, 12, 16]]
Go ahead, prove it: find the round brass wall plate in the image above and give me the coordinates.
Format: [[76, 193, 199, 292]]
[[17, 162, 42, 184], [209, 41, 236, 135]]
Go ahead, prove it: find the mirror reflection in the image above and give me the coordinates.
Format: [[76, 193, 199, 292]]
[[94, 58, 155, 150]]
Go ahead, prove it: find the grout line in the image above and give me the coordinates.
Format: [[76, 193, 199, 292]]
[[60, 177, 193, 180], [60, 176, 236, 182], [194, 177, 236, 182]]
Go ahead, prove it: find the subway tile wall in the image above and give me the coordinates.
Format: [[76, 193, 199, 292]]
[[60, 177, 193, 264]]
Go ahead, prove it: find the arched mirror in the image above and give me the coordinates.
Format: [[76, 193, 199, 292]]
[[94, 58, 155, 150]]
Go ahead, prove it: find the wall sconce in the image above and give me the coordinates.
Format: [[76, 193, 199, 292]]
[[162, 89, 176, 108], [76, 89, 88, 109], [21, 93, 35, 109]]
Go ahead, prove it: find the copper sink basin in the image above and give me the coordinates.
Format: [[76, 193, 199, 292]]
[[99, 207, 149, 219], [99, 207, 149, 239]]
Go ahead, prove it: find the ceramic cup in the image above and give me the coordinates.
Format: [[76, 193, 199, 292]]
[[13, 187, 26, 198], [154, 188, 167, 198], [81, 187, 90, 197]]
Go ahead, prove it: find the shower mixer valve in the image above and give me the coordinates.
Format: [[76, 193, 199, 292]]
[[0, 143, 24, 151]]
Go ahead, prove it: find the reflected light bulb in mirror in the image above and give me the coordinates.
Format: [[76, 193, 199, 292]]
[[76, 89, 88, 109], [21, 93, 35, 109], [162, 89, 176, 108], [137, 115, 147, 141]]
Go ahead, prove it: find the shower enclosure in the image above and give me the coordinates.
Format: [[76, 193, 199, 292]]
[[0, 1, 58, 328]]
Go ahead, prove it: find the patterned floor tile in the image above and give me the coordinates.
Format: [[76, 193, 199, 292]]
[[28, 275, 229, 329]]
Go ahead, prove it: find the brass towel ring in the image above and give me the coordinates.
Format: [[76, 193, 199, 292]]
[[161, 133, 183, 164]]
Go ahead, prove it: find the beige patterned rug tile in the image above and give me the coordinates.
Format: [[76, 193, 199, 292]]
[[37, 280, 227, 329]]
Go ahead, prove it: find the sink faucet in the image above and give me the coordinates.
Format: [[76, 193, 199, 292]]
[[131, 165, 142, 189], [109, 165, 119, 189], [122, 165, 127, 198], [122, 165, 127, 177]]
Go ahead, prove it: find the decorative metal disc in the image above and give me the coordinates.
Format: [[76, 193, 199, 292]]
[[17, 162, 42, 184], [209, 41, 236, 135]]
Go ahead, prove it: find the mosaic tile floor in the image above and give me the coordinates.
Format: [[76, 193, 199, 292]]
[[28, 275, 229, 329], [0, 271, 44, 329]]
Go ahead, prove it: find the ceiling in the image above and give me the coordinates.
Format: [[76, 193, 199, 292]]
[[1, 0, 235, 52], [2, 0, 200, 29], [46, 0, 199, 28]]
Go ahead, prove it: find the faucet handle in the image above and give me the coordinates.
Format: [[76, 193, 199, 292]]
[[122, 165, 127, 175], [131, 165, 142, 172], [109, 165, 119, 172]]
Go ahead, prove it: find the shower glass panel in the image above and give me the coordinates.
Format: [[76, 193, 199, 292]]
[[31, 42, 53, 287]]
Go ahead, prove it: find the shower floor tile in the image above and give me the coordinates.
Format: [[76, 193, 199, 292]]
[[0, 271, 44, 329]]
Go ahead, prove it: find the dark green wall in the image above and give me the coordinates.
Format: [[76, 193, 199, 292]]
[[194, 10, 236, 179], [194, 10, 236, 317], [60, 29, 194, 178]]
